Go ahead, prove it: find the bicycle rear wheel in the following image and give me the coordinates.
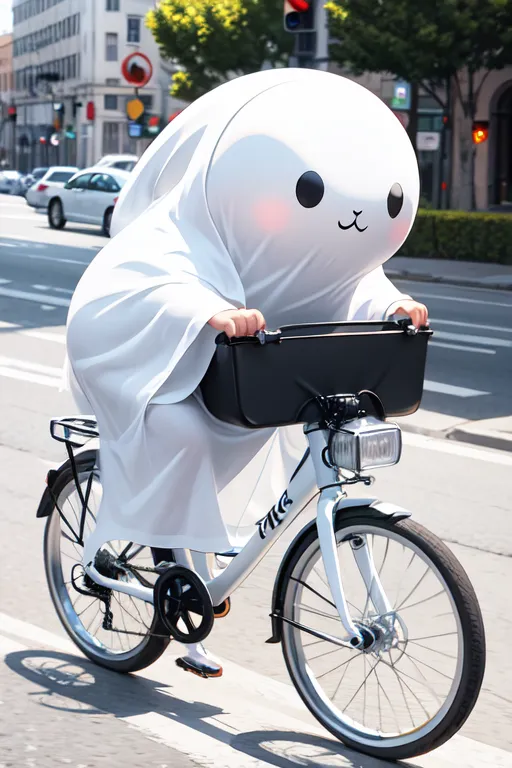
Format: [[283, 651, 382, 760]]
[[43, 451, 171, 673], [280, 513, 485, 761]]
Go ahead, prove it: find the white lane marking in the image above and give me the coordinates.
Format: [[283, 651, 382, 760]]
[[403, 431, 512, 466], [401, 290, 512, 309], [0, 320, 66, 343], [435, 331, 512, 349], [423, 380, 490, 397], [0, 286, 70, 307], [32, 284, 74, 295], [1, 614, 512, 767], [433, 318, 512, 334], [0, 244, 88, 266], [0, 356, 62, 387], [0, 355, 62, 376], [0, 367, 61, 387], [24, 329, 65, 343], [0, 214, 43, 221], [430, 341, 495, 355]]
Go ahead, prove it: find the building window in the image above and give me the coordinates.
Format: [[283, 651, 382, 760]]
[[106, 0, 120, 10], [104, 94, 118, 110], [105, 33, 118, 61], [103, 122, 120, 154], [127, 16, 141, 44]]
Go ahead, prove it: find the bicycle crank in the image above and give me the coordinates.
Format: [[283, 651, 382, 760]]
[[154, 565, 215, 644]]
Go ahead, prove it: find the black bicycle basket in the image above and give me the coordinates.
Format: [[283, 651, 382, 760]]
[[200, 320, 433, 429]]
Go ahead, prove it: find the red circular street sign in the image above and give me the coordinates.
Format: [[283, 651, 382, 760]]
[[121, 53, 153, 87]]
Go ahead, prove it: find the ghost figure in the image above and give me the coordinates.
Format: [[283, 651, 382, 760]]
[[65, 67, 419, 598]]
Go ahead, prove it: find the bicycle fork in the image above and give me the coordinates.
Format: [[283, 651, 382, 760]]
[[307, 428, 393, 650]]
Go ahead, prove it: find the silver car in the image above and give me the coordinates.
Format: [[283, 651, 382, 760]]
[[25, 166, 79, 210], [0, 170, 24, 195]]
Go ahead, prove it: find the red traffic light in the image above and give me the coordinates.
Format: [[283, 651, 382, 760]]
[[7, 106, 16, 116], [148, 115, 159, 127], [86, 101, 95, 121], [283, 0, 314, 31]]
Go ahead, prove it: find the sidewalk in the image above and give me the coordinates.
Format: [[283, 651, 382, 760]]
[[383, 255, 512, 454], [385, 255, 512, 290], [395, 410, 512, 454]]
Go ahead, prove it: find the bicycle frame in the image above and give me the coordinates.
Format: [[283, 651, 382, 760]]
[[85, 423, 396, 648]]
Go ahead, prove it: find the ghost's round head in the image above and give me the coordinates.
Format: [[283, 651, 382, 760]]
[[207, 72, 420, 280]]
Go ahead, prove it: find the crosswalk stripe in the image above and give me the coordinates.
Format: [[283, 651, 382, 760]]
[[432, 318, 512, 334], [0, 285, 70, 307], [424, 380, 489, 397], [435, 331, 512, 348], [430, 341, 495, 355]]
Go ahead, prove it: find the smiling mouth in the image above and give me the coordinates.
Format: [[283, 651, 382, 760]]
[[338, 210, 368, 233]]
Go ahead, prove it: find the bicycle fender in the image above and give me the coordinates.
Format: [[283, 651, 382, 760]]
[[266, 497, 411, 644]]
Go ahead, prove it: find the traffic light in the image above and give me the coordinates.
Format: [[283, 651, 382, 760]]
[[72, 100, 83, 119], [53, 102, 64, 131], [472, 121, 489, 145], [7, 105, 17, 122], [146, 115, 161, 136], [283, 0, 315, 32]]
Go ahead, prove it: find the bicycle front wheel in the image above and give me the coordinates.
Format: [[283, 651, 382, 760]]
[[280, 513, 485, 761]]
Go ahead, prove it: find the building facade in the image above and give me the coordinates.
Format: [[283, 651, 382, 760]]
[[11, 0, 186, 172], [0, 32, 14, 167], [457, 66, 512, 210]]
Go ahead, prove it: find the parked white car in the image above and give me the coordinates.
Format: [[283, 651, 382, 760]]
[[0, 170, 24, 195], [47, 167, 130, 236], [95, 153, 138, 172], [26, 166, 79, 209]]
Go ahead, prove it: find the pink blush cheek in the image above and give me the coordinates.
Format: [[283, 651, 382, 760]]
[[390, 217, 413, 248], [252, 199, 291, 233]]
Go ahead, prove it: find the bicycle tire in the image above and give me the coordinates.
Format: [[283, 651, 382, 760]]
[[43, 450, 171, 674], [279, 514, 485, 761]]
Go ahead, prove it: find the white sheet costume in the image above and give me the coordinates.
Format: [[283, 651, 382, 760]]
[[65, 68, 420, 569]]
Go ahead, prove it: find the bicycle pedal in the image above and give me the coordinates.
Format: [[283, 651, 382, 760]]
[[175, 656, 223, 679], [213, 598, 231, 619]]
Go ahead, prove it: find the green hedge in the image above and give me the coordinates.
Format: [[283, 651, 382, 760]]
[[399, 210, 512, 265]]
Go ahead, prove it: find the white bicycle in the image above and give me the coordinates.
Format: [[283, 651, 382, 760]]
[[37, 319, 485, 761]]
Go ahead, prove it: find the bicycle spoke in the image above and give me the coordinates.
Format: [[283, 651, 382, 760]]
[[316, 652, 360, 680], [398, 589, 445, 612], [343, 656, 380, 713], [395, 565, 430, 612]]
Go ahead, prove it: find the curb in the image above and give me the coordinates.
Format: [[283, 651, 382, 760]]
[[385, 270, 512, 292], [399, 421, 512, 454]]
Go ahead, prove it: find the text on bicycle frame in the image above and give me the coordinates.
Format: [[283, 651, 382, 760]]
[[257, 491, 293, 540]]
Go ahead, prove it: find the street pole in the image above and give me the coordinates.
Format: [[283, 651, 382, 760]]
[[10, 113, 17, 170], [314, 1, 329, 71]]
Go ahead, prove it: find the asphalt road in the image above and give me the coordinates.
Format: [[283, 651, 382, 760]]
[[1, 194, 511, 768]]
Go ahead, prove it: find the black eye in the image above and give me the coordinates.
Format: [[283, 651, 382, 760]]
[[296, 171, 324, 208], [387, 183, 404, 218]]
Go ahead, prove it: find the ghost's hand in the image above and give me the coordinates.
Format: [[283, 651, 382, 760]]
[[208, 308, 266, 338], [387, 299, 429, 329]]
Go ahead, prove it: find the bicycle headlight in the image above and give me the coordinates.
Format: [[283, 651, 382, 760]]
[[328, 416, 402, 472]]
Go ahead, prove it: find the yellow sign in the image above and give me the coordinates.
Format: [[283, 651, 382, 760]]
[[126, 97, 144, 121]]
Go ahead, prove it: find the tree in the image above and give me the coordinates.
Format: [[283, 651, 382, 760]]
[[326, 0, 512, 210], [146, 0, 294, 103]]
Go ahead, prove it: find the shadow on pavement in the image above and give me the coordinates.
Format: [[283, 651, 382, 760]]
[[5, 649, 413, 767]]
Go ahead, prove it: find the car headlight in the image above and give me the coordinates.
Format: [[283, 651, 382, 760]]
[[328, 416, 402, 472]]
